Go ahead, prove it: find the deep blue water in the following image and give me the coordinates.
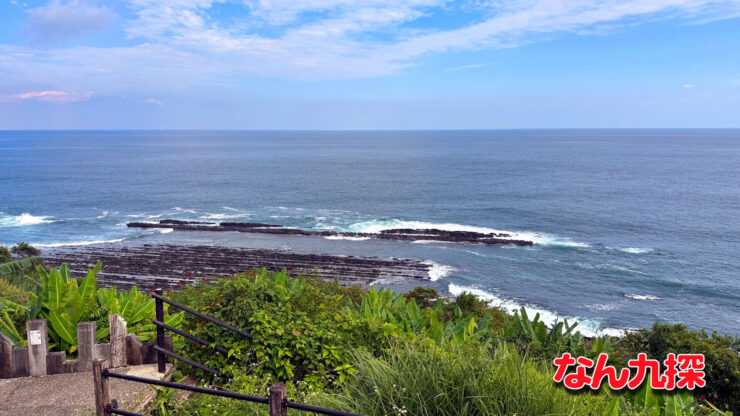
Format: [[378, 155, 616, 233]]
[[1, 130, 738, 336]]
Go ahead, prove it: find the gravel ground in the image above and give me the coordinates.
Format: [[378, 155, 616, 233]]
[[0, 364, 174, 416]]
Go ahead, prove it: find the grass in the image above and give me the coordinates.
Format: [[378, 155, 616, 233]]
[[315, 338, 613, 416]]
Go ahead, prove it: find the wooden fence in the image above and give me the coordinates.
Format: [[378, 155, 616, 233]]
[[0, 315, 171, 379]]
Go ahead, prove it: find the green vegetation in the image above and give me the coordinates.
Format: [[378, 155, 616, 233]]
[[0, 246, 11, 263], [1, 248, 736, 414], [160, 269, 735, 415], [615, 324, 740, 411], [10, 242, 40, 258], [0, 261, 183, 353]]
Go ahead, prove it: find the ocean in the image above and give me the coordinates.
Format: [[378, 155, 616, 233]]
[[1, 129, 738, 336]]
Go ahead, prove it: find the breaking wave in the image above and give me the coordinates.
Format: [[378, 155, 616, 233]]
[[425, 261, 455, 281], [35, 238, 126, 247], [323, 235, 371, 241], [0, 212, 55, 227], [624, 294, 662, 301], [343, 219, 590, 248], [199, 213, 253, 220], [616, 247, 653, 254], [448, 283, 623, 337]]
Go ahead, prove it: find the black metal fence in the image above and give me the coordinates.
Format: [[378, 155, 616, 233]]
[[92, 288, 363, 416]]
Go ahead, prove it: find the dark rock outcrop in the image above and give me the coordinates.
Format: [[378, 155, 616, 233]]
[[127, 220, 534, 246], [42, 244, 431, 289]]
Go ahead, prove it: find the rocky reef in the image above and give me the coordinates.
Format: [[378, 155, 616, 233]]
[[42, 243, 432, 290], [127, 220, 533, 246]]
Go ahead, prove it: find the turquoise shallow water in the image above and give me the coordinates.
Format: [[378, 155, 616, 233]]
[[1, 129, 738, 335]]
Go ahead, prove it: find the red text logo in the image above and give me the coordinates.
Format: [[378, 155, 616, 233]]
[[552, 353, 705, 390]]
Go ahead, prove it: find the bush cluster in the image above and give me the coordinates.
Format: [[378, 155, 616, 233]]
[[164, 270, 737, 415]]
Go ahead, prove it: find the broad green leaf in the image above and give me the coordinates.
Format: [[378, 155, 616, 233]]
[[604, 397, 620, 416], [48, 310, 76, 345], [128, 299, 155, 324], [74, 266, 98, 322], [0, 310, 23, 343], [47, 269, 65, 310]]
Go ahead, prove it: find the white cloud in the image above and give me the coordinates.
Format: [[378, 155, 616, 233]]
[[683, 83, 696, 88], [26, 0, 114, 42], [0, 90, 92, 103], [445, 63, 488, 72], [2, 0, 739, 93], [145, 98, 163, 105]]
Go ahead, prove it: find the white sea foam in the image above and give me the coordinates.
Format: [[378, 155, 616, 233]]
[[127, 213, 162, 219], [323, 235, 371, 241], [448, 283, 623, 337], [35, 238, 125, 247], [425, 261, 455, 281], [199, 213, 252, 220], [222, 206, 240, 212], [576, 262, 646, 275], [624, 294, 662, 301], [172, 207, 197, 214], [412, 240, 454, 244], [343, 219, 589, 248], [618, 247, 653, 254], [0, 212, 55, 227], [158, 228, 174, 234]]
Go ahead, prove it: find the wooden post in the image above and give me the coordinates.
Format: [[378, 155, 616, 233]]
[[93, 359, 110, 416], [94, 343, 111, 362], [109, 314, 127, 368], [11, 347, 29, 378], [126, 334, 143, 366], [26, 319, 48, 377], [77, 321, 96, 372], [155, 288, 166, 373], [269, 383, 287, 416], [0, 333, 12, 378]]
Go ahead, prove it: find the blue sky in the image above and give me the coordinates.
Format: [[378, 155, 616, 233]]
[[1, 0, 739, 129]]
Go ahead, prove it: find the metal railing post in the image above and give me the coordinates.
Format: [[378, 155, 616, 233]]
[[93, 359, 110, 416], [154, 288, 166, 373]]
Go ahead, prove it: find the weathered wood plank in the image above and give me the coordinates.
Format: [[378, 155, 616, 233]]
[[63, 359, 79, 374], [140, 343, 156, 364], [77, 321, 96, 372], [26, 320, 48, 377], [11, 347, 29, 378], [269, 383, 287, 416], [93, 343, 111, 362], [93, 360, 110, 416], [46, 351, 66, 375], [109, 314, 128, 368], [126, 334, 143, 366], [0, 333, 12, 378]]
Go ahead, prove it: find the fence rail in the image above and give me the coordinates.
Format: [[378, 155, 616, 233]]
[[92, 288, 363, 416]]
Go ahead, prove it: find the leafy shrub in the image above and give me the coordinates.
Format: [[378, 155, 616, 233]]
[[11, 242, 40, 258], [151, 273, 738, 415], [404, 286, 439, 306], [175, 269, 376, 392], [616, 323, 739, 412], [0, 247, 11, 263]]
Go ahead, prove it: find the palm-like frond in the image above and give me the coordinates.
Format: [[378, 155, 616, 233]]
[[0, 257, 42, 293]]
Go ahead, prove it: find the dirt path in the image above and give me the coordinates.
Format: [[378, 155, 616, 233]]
[[0, 364, 173, 416]]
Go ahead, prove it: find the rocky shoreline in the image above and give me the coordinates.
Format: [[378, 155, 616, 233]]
[[127, 219, 534, 246], [42, 243, 433, 290]]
